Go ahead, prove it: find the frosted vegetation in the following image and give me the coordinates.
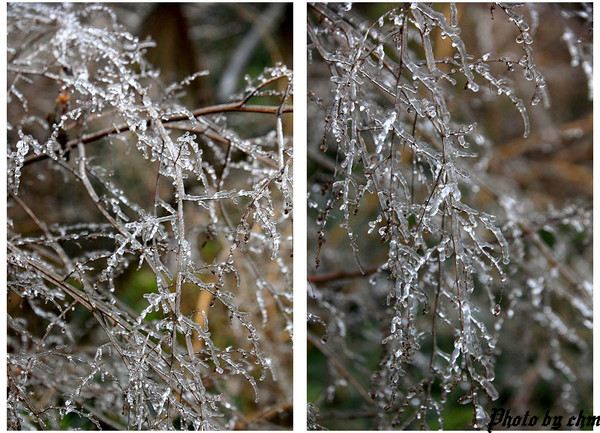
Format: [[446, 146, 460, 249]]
[[8, 4, 292, 430], [307, 3, 592, 429]]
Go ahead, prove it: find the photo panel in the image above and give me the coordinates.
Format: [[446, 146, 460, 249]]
[[7, 3, 293, 430], [307, 3, 592, 430]]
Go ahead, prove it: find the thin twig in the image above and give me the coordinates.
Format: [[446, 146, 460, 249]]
[[23, 102, 292, 167], [308, 265, 380, 285], [307, 332, 373, 405]]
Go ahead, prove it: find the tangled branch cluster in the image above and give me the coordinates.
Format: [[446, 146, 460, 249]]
[[308, 3, 592, 429], [8, 4, 292, 430]]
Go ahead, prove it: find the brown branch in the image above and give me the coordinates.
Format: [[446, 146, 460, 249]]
[[233, 402, 292, 430], [163, 123, 279, 168], [489, 113, 593, 168], [23, 102, 292, 167], [308, 265, 380, 285]]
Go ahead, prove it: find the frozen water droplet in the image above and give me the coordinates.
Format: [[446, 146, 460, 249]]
[[492, 304, 501, 316]]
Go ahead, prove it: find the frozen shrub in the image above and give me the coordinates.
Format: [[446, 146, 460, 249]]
[[307, 3, 592, 429], [8, 3, 292, 430]]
